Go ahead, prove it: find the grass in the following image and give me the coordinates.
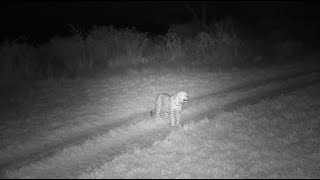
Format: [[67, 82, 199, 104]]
[[0, 64, 304, 167], [3, 63, 319, 178], [0, 68, 225, 165], [77, 83, 320, 179], [5, 118, 170, 178]]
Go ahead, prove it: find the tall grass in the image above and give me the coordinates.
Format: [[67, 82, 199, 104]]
[[185, 20, 245, 65], [162, 28, 184, 62], [161, 19, 247, 66], [0, 20, 250, 81], [86, 26, 149, 68], [37, 35, 89, 78], [0, 39, 38, 81]]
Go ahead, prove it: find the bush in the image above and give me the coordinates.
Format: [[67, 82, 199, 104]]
[[86, 26, 150, 68], [182, 20, 246, 66], [37, 34, 88, 77], [0, 39, 38, 80], [0, 20, 252, 82], [162, 28, 185, 62]]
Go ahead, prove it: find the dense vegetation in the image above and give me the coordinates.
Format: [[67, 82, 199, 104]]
[[0, 19, 305, 82]]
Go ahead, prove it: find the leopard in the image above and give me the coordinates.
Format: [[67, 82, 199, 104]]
[[150, 91, 188, 127]]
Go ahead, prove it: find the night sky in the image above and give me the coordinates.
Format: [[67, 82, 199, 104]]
[[0, 1, 319, 43]]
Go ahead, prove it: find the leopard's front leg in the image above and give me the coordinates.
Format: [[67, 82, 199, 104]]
[[164, 111, 169, 124], [175, 111, 181, 127], [170, 109, 175, 126]]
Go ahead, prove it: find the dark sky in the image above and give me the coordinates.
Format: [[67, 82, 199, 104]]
[[0, 1, 318, 42]]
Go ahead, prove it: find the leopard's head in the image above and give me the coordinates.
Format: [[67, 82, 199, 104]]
[[177, 91, 188, 103]]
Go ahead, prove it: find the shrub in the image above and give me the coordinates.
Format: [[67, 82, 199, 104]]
[[162, 28, 185, 62], [0, 39, 38, 80], [183, 19, 246, 66], [0, 20, 252, 82], [139, 36, 167, 64], [85, 25, 116, 67], [37, 34, 88, 77], [184, 32, 215, 64], [85, 26, 149, 68]]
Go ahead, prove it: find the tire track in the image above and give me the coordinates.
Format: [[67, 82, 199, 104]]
[[193, 67, 320, 102], [183, 72, 320, 125]]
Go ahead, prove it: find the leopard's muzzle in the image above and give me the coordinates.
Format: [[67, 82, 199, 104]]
[[183, 96, 188, 102]]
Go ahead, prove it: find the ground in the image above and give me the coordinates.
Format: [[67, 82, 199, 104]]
[[0, 62, 320, 178]]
